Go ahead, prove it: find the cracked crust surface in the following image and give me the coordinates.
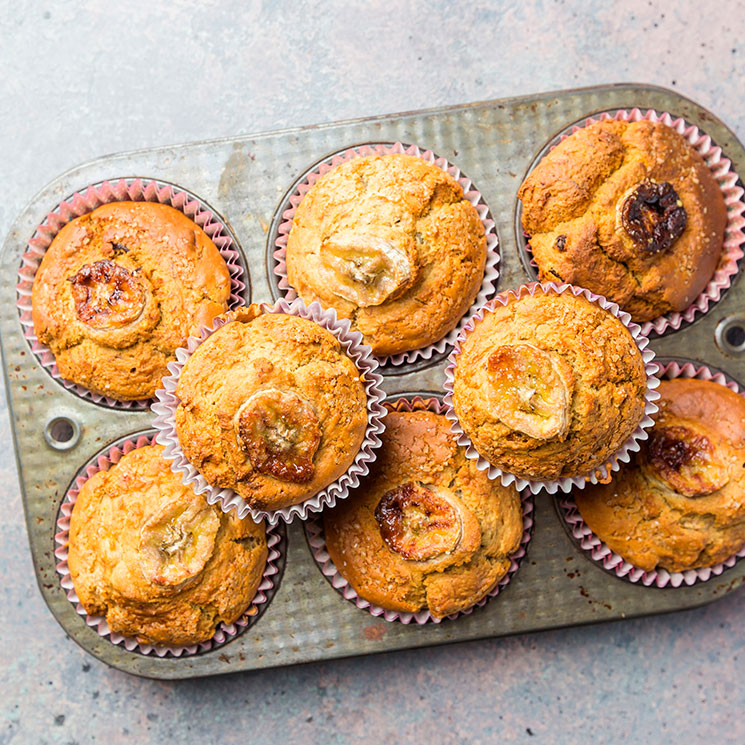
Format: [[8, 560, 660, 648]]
[[323, 409, 523, 618], [285, 154, 487, 355], [575, 379, 745, 572], [67, 444, 268, 647], [518, 120, 727, 322], [31, 202, 231, 400], [452, 292, 647, 480], [174, 306, 368, 511]]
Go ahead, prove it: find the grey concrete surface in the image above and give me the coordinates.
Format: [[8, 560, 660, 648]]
[[2, 1, 745, 743]]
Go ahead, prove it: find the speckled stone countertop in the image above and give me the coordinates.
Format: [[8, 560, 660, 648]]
[[2, 1, 744, 743]]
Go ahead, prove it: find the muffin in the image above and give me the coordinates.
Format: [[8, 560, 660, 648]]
[[452, 287, 648, 482], [518, 119, 727, 322], [323, 406, 523, 618], [174, 305, 369, 512], [67, 443, 268, 647], [285, 153, 487, 356], [32, 201, 231, 400], [574, 378, 745, 573]]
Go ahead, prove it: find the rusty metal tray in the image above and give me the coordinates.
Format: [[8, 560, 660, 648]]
[[3, 83, 745, 680]]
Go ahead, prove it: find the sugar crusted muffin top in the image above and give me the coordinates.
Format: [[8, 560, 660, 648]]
[[286, 154, 487, 356]]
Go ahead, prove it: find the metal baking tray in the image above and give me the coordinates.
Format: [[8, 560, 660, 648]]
[[3, 83, 745, 680]]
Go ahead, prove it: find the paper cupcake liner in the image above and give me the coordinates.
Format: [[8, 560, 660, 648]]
[[151, 297, 387, 525], [305, 394, 533, 624], [16, 178, 247, 410], [518, 108, 745, 338], [272, 141, 500, 367], [53, 433, 283, 657], [443, 282, 661, 495], [559, 359, 745, 588]]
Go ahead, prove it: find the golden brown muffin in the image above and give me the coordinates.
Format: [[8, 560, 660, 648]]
[[575, 378, 745, 572], [518, 120, 727, 322], [323, 407, 523, 618], [285, 154, 487, 356], [67, 444, 268, 647], [32, 201, 231, 400], [452, 290, 648, 481], [175, 305, 368, 512]]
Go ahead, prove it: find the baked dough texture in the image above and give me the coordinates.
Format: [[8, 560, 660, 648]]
[[575, 378, 745, 572], [68, 444, 267, 647], [286, 154, 487, 355], [518, 120, 727, 322], [175, 306, 368, 511], [323, 409, 523, 618], [32, 201, 231, 400], [452, 291, 647, 481]]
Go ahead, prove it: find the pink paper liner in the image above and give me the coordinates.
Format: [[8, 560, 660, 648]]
[[53, 433, 282, 657], [272, 141, 500, 366], [151, 297, 387, 526], [305, 394, 533, 624], [559, 360, 745, 588], [519, 108, 745, 338], [16, 178, 247, 409], [443, 282, 661, 495]]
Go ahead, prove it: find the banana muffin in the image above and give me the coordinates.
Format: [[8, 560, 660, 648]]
[[518, 119, 727, 322], [174, 305, 369, 512], [285, 153, 487, 356], [451, 287, 648, 482], [67, 443, 268, 647], [323, 405, 523, 618], [32, 201, 231, 400], [575, 378, 745, 572]]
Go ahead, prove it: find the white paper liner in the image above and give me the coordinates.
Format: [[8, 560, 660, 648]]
[[16, 178, 247, 409], [272, 141, 500, 366], [520, 108, 745, 338], [53, 433, 282, 657], [443, 282, 661, 495], [151, 297, 387, 525], [559, 360, 745, 588], [305, 394, 533, 624]]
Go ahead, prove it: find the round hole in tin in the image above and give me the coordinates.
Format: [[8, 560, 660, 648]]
[[715, 316, 745, 355], [44, 416, 80, 451]]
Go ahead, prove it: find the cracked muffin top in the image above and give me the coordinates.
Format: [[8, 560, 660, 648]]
[[323, 407, 523, 618], [575, 378, 745, 572], [174, 305, 368, 512], [31, 201, 231, 400], [518, 120, 727, 322], [452, 290, 647, 482], [67, 443, 268, 647], [285, 154, 487, 356]]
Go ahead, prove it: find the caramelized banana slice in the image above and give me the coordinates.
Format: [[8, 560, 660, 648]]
[[486, 343, 574, 440], [139, 498, 220, 587], [645, 424, 730, 497], [320, 231, 413, 307], [236, 388, 321, 483], [68, 259, 146, 329], [375, 482, 463, 561]]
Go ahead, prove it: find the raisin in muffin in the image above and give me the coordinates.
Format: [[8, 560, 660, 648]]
[[323, 405, 523, 618], [174, 305, 368, 512], [518, 120, 727, 322], [32, 201, 231, 400], [67, 444, 268, 647], [452, 288, 648, 482], [285, 154, 486, 356], [575, 378, 745, 572]]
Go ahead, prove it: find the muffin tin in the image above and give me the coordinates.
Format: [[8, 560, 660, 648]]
[[3, 83, 745, 680]]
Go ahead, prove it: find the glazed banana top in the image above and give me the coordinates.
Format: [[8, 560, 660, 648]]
[[67, 444, 267, 647], [575, 378, 745, 572], [285, 154, 486, 356], [32, 201, 231, 400], [452, 291, 648, 481], [174, 306, 369, 511]]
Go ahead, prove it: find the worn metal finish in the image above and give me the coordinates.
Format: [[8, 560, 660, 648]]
[[2, 83, 744, 680]]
